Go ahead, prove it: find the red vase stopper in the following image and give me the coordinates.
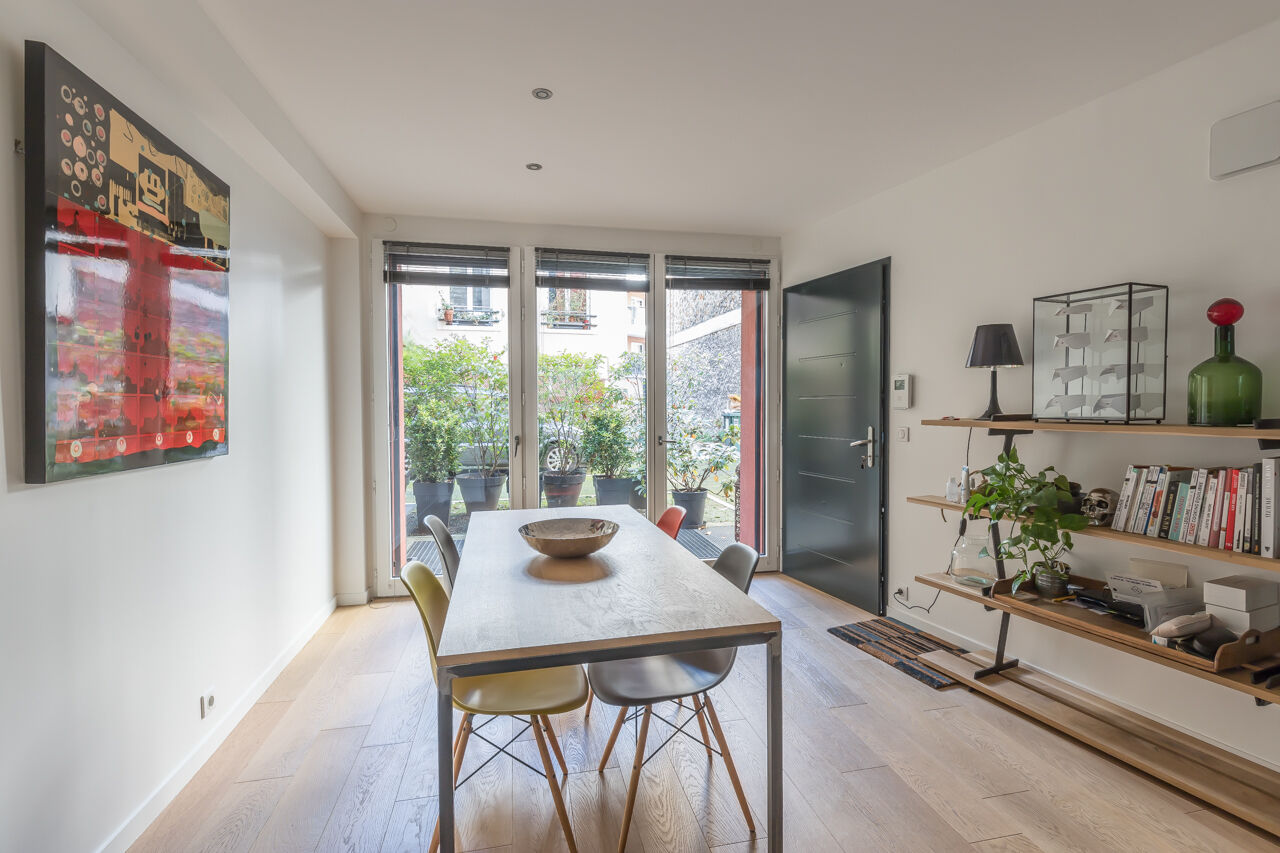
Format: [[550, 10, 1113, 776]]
[[1206, 298, 1244, 326]]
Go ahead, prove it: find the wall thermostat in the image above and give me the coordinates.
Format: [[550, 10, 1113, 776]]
[[891, 373, 913, 410]]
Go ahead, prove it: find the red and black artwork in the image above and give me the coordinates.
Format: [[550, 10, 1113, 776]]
[[24, 42, 230, 483]]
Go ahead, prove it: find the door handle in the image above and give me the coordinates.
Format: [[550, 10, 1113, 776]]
[[657, 435, 666, 446], [513, 435, 520, 457], [850, 426, 876, 468]]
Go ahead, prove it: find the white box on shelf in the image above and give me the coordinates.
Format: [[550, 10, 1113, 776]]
[[1203, 575, 1279, 611], [1207, 602, 1280, 635]]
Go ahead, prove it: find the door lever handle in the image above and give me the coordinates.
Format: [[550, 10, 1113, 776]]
[[851, 426, 876, 468]]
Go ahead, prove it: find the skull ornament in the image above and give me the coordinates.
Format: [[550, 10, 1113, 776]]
[[1080, 487, 1119, 526]]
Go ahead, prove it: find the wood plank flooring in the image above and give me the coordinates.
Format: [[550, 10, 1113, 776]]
[[130, 575, 1280, 853]]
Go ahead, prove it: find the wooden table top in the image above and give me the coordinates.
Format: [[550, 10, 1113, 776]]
[[435, 505, 781, 669]]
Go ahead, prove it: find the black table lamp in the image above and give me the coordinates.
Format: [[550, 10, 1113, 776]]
[[966, 324, 1023, 419]]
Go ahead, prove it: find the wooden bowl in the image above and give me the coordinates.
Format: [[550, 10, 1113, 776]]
[[518, 517, 619, 558]]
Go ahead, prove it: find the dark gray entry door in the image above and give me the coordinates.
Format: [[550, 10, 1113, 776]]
[[782, 258, 888, 613]]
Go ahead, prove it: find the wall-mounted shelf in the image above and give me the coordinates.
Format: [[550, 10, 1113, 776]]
[[915, 572, 1280, 705], [907, 494, 1280, 574], [921, 418, 1280, 444]]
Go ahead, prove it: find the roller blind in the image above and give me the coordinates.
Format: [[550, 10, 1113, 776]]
[[666, 255, 770, 291], [384, 242, 510, 288], [535, 247, 650, 292]]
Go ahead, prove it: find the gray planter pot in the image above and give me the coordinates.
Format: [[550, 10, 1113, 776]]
[[542, 470, 587, 508], [594, 475, 637, 506], [412, 478, 454, 531], [671, 489, 708, 528], [457, 473, 506, 512]]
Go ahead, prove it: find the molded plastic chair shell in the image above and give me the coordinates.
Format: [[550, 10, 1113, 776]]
[[424, 514, 460, 587], [656, 505, 686, 539]]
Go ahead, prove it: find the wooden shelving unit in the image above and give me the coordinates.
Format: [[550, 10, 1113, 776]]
[[907, 494, 1280, 575], [915, 572, 1280, 704], [921, 418, 1280, 441]]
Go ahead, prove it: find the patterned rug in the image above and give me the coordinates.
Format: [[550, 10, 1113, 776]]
[[828, 618, 968, 689]]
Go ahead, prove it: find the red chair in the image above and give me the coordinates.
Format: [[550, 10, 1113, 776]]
[[656, 505, 687, 539]]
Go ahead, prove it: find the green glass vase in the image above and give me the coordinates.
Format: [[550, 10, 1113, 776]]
[[1187, 321, 1262, 426]]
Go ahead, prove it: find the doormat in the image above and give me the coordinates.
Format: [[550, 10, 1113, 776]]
[[828, 618, 968, 689]]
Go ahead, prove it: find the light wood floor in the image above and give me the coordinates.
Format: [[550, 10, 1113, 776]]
[[130, 575, 1280, 853]]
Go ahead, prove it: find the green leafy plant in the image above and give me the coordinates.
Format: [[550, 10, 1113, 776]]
[[405, 403, 461, 484], [402, 336, 509, 477], [666, 404, 740, 495], [581, 406, 635, 478], [964, 447, 1089, 591], [537, 352, 610, 473]]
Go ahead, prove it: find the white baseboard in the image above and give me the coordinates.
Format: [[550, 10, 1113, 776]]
[[336, 588, 371, 606], [97, 595, 338, 853]]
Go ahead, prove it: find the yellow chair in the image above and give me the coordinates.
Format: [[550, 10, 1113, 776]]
[[401, 560, 587, 853]]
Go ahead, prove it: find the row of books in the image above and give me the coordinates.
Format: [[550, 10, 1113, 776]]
[[1111, 460, 1280, 558]]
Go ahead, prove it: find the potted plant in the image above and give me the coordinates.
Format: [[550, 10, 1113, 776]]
[[665, 404, 740, 529], [538, 352, 608, 507], [405, 403, 461, 530], [581, 403, 637, 505], [440, 295, 454, 325], [450, 338, 509, 512], [964, 447, 1089, 596]]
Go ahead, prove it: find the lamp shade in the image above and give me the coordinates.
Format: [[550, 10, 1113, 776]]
[[966, 323, 1023, 369]]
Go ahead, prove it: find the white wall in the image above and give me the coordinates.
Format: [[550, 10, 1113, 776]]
[[784, 20, 1280, 768], [0, 3, 341, 850]]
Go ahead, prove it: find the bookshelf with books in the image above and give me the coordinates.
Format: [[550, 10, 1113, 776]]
[[1110, 460, 1278, 560]]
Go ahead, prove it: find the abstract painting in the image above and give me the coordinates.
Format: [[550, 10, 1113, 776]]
[[24, 42, 230, 483]]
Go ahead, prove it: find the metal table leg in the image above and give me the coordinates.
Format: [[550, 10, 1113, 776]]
[[766, 633, 783, 851], [437, 670, 455, 853], [973, 611, 1019, 679]]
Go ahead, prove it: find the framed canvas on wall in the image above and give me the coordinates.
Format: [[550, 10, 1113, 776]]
[[24, 41, 231, 484]]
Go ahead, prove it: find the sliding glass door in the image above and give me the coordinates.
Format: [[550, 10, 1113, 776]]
[[533, 249, 649, 512], [664, 256, 769, 559], [386, 243, 514, 576], [383, 242, 770, 581]]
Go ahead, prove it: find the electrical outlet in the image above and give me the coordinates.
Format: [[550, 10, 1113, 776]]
[[200, 687, 217, 720], [895, 586, 908, 601]]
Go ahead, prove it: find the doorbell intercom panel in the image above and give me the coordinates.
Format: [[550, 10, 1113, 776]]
[[891, 374, 913, 410]]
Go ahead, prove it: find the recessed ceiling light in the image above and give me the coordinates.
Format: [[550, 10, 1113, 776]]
[[531, 88, 553, 100], [526, 162, 543, 171]]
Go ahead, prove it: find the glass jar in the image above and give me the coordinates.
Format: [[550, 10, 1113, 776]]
[[949, 520, 997, 582], [1187, 322, 1262, 426]]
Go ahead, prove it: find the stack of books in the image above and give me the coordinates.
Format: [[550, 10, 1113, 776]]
[[1111, 460, 1280, 558]]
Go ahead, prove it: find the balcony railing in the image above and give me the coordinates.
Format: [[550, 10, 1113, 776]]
[[438, 305, 502, 326], [540, 310, 598, 330]]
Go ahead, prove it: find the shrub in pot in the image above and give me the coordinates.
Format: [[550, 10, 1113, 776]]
[[450, 337, 509, 512], [665, 404, 739, 529], [538, 352, 609, 507], [964, 447, 1089, 596], [582, 405, 639, 505], [405, 404, 461, 531]]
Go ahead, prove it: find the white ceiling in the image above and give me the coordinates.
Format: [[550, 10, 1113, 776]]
[[200, 0, 1280, 236]]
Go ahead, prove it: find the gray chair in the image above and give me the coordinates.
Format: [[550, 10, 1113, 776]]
[[424, 514, 460, 588], [587, 542, 760, 851]]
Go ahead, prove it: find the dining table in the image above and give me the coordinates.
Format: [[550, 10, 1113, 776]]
[[433, 503, 784, 852]]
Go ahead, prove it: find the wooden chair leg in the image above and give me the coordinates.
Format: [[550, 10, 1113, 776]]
[[703, 694, 755, 834], [690, 694, 713, 757], [618, 705, 652, 853], [598, 705, 629, 772], [584, 689, 594, 718], [532, 714, 578, 853], [431, 712, 473, 853], [540, 714, 569, 776]]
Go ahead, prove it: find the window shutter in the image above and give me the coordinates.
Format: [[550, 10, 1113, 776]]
[[665, 255, 770, 291], [535, 248, 649, 292], [385, 242, 510, 288]]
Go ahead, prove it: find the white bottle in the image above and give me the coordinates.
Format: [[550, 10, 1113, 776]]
[[959, 466, 971, 506], [945, 476, 961, 504]]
